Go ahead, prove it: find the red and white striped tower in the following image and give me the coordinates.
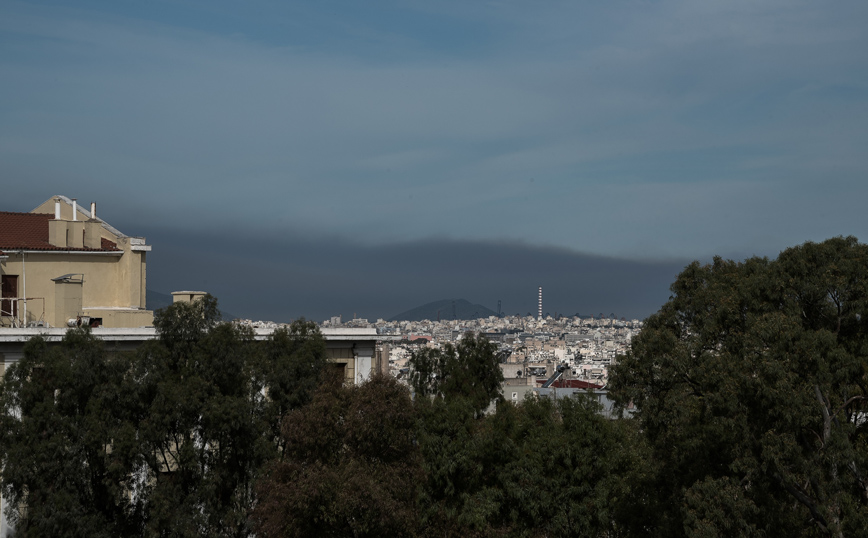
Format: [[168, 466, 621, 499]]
[[538, 287, 542, 320]]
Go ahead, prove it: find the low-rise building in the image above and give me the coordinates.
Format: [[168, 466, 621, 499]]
[[1, 196, 152, 329]]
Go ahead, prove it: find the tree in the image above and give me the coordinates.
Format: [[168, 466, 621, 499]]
[[408, 331, 645, 537], [407, 333, 505, 536], [0, 329, 144, 537], [252, 319, 331, 455], [130, 300, 262, 537], [490, 395, 646, 538], [412, 389, 645, 538], [253, 374, 422, 538], [130, 297, 328, 537], [0, 295, 328, 537], [609, 236, 868, 537], [409, 332, 504, 416]]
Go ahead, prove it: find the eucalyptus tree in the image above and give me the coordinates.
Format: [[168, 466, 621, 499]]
[[610, 236, 868, 537], [254, 374, 422, 538], [0, 295, 328, 538], [131, 297, 328, 537], [0, 329, 144, 537], [409, 332, 504, 416]]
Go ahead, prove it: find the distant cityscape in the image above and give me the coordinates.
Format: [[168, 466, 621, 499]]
[[234, 308, 642, 390]]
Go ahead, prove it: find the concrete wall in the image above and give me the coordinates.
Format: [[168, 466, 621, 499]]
[[1, 250, 151, 328], [53, 279, 84, 327], [82, 308, 154, 328]]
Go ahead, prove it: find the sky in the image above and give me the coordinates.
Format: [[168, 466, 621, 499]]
[[2, 0, 867, 321]]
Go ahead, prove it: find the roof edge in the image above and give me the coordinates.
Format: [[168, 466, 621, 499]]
[[42, 195, 129, 239]]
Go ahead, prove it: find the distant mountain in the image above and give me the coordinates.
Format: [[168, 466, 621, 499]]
[[389, 299, 498, 322], [146, 289, 236, 322]]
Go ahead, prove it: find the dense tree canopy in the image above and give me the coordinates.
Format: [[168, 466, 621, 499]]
[[0, 329, 143, 537], [610, 236, 868, 537], [254, 374, 422, 538], [254, 340, 642, 538], [0, 296, 328, 538], [407, 332, 644, 538], [413, 392, 644, 538], [409, 332, 504, 416]]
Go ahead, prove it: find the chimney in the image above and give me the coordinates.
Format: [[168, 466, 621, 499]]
[[49, 197, 68, 246], [72, 198, 78, 221], [172, 291, 209, 304], [83, 201, 101, 248]]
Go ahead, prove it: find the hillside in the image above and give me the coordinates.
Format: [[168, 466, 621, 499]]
[[389, 299, 498, 322]]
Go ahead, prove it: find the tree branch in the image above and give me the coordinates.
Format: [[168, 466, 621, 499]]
[[774, 472, 830, 533], [834, 395, 866, 417], [847, 461, 868, 502], [815, 385, 831, 443]]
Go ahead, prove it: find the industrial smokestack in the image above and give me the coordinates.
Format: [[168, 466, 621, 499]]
[[90, 202, 96, 220], [538, 287, 543, 320], [72, 198, 78, 221]]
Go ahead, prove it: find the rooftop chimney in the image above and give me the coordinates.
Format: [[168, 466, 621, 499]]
[[90, 202, 96, 220], [72, 198, 78, 221], [54, 198, 61, 219]]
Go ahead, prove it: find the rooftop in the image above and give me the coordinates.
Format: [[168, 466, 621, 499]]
[[0, 211, 120, 254]]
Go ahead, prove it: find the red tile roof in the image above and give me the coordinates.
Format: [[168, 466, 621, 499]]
[[0, 212, 121, 252]]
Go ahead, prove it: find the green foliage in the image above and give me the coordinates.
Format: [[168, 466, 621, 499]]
[[254, 374, 422, 538], [609, 236, 868, 537], [255, 319, 330, 453], [494, 396, 646, 538], [133, 301, 328, 537], [414, 394, 645, 538], [0, 296, 328, 538], [413, 396, 491, 536], [152, 294, 222, 351], [0, 329, 144, 537], [407, 330, 645, 537], [254, 361, 643, 538], [132, 306, 262, 537], [409, 333, 504, 415]]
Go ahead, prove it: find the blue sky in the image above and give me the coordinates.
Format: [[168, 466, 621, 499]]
[[3, 1, 867, 320]]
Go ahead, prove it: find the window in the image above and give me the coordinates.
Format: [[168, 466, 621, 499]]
[[1, 275, 18, 318]]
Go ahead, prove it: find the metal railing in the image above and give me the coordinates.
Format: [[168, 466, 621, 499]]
[[0, 297, 47, 327]]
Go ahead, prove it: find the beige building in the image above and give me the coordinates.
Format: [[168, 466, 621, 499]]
[[0, 195, 152, 329]]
